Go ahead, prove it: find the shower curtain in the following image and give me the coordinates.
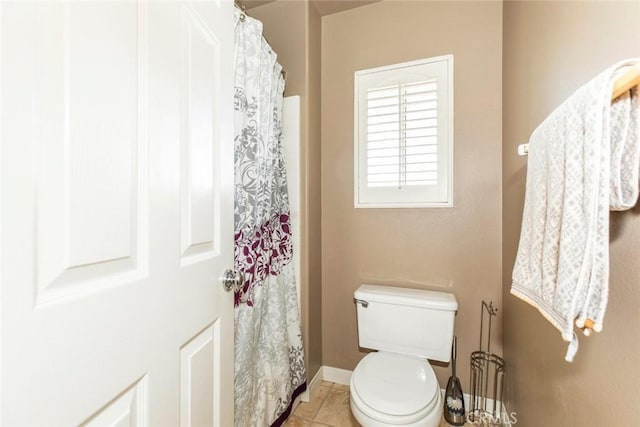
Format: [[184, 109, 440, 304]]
[[233, 9, 306, 427]]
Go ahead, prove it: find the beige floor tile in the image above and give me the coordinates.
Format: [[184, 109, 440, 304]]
[[294, 385, 332, 420], [314, 389, 360, 427], [310, 384, 332, 401], [440, 417, 478, 426], [332, 383, 350, 392], [283, 415, 315, 427], [307, 383, 472, 427]]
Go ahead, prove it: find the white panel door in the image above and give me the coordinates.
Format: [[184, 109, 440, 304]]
[[0, 1, 234, 426]]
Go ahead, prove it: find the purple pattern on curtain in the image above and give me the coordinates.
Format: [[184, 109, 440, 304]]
[[234, 213, 293, 306]]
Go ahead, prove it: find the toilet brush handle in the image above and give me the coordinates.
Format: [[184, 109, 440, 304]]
[[451, 336, 457, 377]]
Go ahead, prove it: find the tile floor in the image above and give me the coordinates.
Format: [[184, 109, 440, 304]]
[[285, 381, 356, 427], [284, 381, 480, 427]]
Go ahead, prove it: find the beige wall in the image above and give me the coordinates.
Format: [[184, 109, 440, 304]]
[[321, 0, 503, 388], [502, 1, 640, 425], [250, 0, 323, 379]]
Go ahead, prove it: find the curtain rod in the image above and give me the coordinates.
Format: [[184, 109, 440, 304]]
[[517, 63, 640, 156]]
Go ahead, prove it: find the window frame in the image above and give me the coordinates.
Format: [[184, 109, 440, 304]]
[[353, 55, 454, 208]]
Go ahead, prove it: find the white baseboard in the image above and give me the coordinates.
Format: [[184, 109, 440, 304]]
[[455, 391, 512, 427], [501, 400, 513, 427], [317, 366, 512, 426], [300, 366, 324, 403], [321, 366, 352, 385]]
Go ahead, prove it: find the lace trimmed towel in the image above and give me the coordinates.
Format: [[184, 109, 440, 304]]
[[512, 59, 640, 362]]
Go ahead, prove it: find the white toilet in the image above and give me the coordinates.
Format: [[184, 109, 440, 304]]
[[350, 284, 458, 427]]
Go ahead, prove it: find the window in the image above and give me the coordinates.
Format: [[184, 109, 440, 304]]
[[354, 55, 453, 208]]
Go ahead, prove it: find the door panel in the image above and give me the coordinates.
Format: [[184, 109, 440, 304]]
[[179, 4, 221, 265], [180, 323, 219, 427], [1, 1, 234, 425], [82, 376, 149, 427], [34, 2, 147, 307]]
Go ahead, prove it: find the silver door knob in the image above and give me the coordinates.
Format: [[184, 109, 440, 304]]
[[220, 269, 244, 292]]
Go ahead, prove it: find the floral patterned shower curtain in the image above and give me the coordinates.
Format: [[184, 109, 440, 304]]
[[233, 9, 306, 427]]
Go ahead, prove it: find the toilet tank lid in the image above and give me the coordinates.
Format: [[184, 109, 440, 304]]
[[355, 284, 458, 311]]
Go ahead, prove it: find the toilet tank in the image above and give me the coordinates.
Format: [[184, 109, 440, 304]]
[[354, 284, 458, 362]]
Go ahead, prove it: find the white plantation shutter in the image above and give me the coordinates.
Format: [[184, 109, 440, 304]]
[[366, 80, 439, 187], [355, 56, 453, 207]]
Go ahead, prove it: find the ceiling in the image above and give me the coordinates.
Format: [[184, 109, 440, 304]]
[[238, 0, 382, 17]]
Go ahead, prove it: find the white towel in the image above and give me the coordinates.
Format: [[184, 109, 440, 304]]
[[511, 59, 640, 362]]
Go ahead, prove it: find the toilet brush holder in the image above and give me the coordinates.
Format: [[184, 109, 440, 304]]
[[444, 336, 465, 426]]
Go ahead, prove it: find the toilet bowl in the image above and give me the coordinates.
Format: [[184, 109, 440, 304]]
[[350, 285, 457, 427], [350, 352, 442, 427]]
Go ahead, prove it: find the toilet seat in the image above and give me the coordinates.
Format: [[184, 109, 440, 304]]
[[350, 352, 440, 425]]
